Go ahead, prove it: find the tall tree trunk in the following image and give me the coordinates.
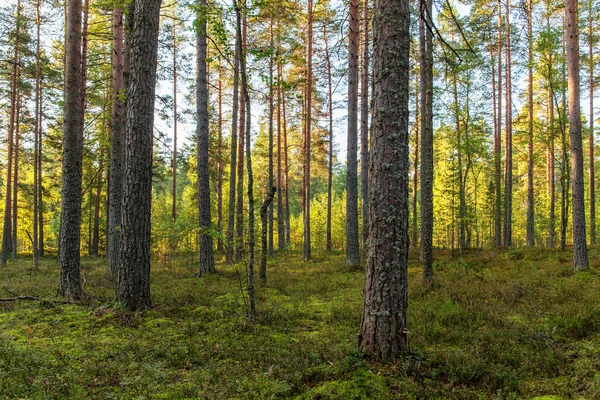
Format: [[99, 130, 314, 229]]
[[283, 86, 291, 245], [547, 10, 556, 248], [12, 95, 21, 262], [108, 6, 125, 275], [346, 0, 360, 267], [116, 0, 162, 310], [566, 0, 589, 269], [217, 72, 224, 252], [276, 45, 285, 250], [38, 82, 44, 258], [172, 17, 178, 221], [412, 74, 419, 249], [504, 0, 513, 248], [526, 0, 535, 246], [197, 0, 215, 276], [324, 24, 333, 252], [420, 0, 434, 283], [33, 0, 41, 267], [359, 0, 410, 359], [1, 0, 21, 267], [589, 5, 595, 245], [59, 0, 84, 298], [495, 0, 503, 248], [226, 0, 241, 263], [235, 11, 247, 262], [490, 48, 498, 246], [303, 0, 313, 261], [360, 0, 370, 254], [268, 20, 275, 257], [561, 17, 569, 251]]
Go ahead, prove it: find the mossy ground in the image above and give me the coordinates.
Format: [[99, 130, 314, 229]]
[[1, 247, 600, 399]]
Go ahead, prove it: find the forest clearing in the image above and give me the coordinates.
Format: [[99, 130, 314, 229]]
[[1, 249, 600, 398]]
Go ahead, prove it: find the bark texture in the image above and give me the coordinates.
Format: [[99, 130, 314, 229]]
[[346, 0, 360, 267], [116, 0, 162, 310], [566, 0, 589, 270], [359, 0, 410, 360], [197, 0, 215, 276], [58, 0, 84, 298], [360, 0, 370, 254], [526, 0, 535, 246]]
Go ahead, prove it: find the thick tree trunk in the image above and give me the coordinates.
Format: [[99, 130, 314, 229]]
[[59, 0, 84, 298], [346, 0, 360, 267], [116, 0, 162, 310], [526, 0, 535, 246], [360, 0, 369, 254], [108, 6, 125, 275], [566, 0, 589, 270], [197, 0, 215, 276], [504, 0, 513, 248], [226, 0, 241, 263], [359, 0, 410, 360], [420, 0, 433, 283]]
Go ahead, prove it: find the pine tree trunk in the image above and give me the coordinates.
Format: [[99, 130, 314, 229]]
[[560, 18, 569, 251], [38, 86, 44, 258], [346, 0, 360, 267], [235, 11, 247, 262], [566, 0, 589, 270], [91, 163, 103, 256], [277, 55, 286, 250], [226, 0, 241, 263], [172, 18, 178, 222], [324, 24, 333, 252], [197, 0, 215, 276], [217, 74, 224, 253], [303, 0, 313, 261], [116, 0, 162, 310], [12, 96, 20, 262], [412, 75, 419, 249], [1, 0, 21, 267], [495, 0, 503, 248], [420, 0, 434, 283], [359, 0, 410, 359], [360, 0, 370, 254], [504, 0, 513, 248], [108, 6, 125, 275], [589, 7, 595, 245], [283, 87, 291, 246], [33, 0, 41, 267], [526, 0, 535, 246], [268, 20, 275, 257], [59, 0, 84, 298]]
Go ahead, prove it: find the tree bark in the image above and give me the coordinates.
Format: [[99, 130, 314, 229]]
[[504, 0, 513, 248], [346, 0, 360, 267], [495, 0, 503, 248], [197, 0, 215, 276], [277, 49, 286, 250], [59, 0, 84, 298], [360, 0, 370, 254], [172, 15, 178, 221], [116, 0, 162, 310], [526, 0, 535, 246], [324, 24, 333, 252], [359, 0, 410, 360], [108, 6, 126, 275], [91, 163, 103, 256], [12, 95, 21, 262], [566, 0, 589, 270], [588, 5, 595, 245], [33, 0, 41, 267], [420, 0, 433, 283], [226, 0, 241, 263], [1, 0, 20, 267], [268, 20, 275, 257], [217, 72, 224, 253], [303, 0, 313, 261], [235, 11, 247, 262]]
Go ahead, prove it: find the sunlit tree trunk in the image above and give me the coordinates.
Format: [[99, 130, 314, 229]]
[[495, 0, 503, 248], [360, 0, 370, 254], [303, 0, 313, 261], [588, 4, 595, 245], [359, 0, 410, 360], [526, 0, 535, 246], [504, 0, 513, 248]]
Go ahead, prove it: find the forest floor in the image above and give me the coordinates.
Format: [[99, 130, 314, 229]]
[[1, 247, 600, 399]]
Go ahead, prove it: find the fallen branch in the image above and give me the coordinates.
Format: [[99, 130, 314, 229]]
[[0, 288, 81, 304]]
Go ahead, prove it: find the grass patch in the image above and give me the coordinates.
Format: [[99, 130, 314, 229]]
[[1, 247, 600, 398]]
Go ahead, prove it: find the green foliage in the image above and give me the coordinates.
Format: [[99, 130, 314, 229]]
[[2, 248, 600, 398]]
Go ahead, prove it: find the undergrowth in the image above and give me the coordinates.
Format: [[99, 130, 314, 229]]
[[1, 247, 600, 399]]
